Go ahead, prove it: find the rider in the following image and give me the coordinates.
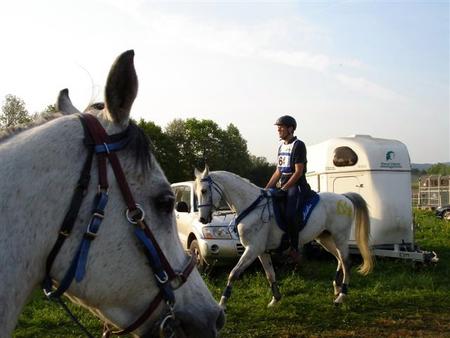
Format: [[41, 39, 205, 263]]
[[265, 115, 311, 264]]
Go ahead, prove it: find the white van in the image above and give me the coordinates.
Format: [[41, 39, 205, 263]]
[[171, 181, 243, 271]]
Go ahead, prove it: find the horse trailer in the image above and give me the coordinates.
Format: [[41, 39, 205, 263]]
[[305, 135, 438, 263]]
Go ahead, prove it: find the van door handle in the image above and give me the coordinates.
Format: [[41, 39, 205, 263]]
[[356, 184, 364, 188]]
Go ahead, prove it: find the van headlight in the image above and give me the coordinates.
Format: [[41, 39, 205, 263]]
[[202, 226, 232, 239]]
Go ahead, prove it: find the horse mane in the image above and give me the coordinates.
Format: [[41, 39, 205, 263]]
[[213, 171, 260, 189], [126, 120, 153, 173], [0, 112, 63, 143], [0, 107, 153, 174]]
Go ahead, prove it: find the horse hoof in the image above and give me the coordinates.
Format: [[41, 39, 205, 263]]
[[334, 293, 346, 305], [267, 297, 280, 308]]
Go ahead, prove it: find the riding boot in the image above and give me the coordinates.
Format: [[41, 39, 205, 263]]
[[287, 216, 302, 266], [285, 187, 300, 265], [287, 219, 300, 251]]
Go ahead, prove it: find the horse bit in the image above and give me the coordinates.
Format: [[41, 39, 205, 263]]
[[42, 113, 196, 338]]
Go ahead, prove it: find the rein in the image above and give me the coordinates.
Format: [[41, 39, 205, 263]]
[[234, 192, 268, 225], [42, 113, 196, 337]]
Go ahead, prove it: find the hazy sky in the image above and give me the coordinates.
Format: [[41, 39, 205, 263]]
[[0, 0, 448, 163]]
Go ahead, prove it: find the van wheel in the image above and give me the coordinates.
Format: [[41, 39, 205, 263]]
[[190, 239, 207, 272]]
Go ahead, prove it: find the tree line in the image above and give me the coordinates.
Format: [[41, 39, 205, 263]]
[[3, 94, 449, 184], [1, 94, 275, 185], [137, 118, 275, 185], [411, 164, 450, 177]]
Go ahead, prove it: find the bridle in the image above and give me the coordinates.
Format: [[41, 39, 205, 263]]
[[197, 176, 225, 215], [42, 113, 196, 337], [198, 175, 270, 228]]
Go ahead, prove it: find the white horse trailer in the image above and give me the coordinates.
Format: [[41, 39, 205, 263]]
[[306, 135, 437, 263]]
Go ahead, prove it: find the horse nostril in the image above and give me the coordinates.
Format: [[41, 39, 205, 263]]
[[199, 217, 206, 224]]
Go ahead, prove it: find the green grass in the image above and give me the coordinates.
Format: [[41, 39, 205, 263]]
[[14, 210, 450, 337]]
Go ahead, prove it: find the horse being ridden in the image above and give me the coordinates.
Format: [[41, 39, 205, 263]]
[[194, 167, 373, 309], [0, 51, 224, 338]]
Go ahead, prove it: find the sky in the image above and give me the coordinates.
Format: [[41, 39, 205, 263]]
[[0, 0, 448, 164]]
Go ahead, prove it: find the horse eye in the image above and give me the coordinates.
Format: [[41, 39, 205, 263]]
[[153, 193, 175, 213]]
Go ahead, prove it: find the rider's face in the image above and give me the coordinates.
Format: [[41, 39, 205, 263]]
[[277, 124, 292, 141]]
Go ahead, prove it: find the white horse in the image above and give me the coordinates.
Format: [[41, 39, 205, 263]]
[[194, 167, 373, 309], [0, 51, 224, 338]]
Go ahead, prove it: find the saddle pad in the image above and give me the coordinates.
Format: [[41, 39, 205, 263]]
[[272, 191, 320, 233]]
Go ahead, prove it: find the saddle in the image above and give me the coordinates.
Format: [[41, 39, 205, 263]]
[[268, 188, 320, 252]]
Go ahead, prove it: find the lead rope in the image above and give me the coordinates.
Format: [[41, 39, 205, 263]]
[[56, 298, 95, 338]]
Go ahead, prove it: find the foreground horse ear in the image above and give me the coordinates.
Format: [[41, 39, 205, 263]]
[[105, 50, 138, 126], [56, 89, 81, 115]]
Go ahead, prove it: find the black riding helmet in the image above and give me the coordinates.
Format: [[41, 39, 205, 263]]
[[275, 115, 297, 130]]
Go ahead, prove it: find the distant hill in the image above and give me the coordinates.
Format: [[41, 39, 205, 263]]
[[411, 162, 450, 171]]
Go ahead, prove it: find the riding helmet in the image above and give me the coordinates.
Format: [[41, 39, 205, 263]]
[[275, 115, 297, 130]]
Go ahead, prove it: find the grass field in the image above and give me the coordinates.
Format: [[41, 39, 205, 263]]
[[13, 210, 450, 337]]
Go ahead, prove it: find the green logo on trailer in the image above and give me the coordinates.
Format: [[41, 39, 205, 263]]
[[386, 151, 395, 161]]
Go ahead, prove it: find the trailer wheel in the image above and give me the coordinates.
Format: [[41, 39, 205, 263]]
[[443, 210, 450, 221]]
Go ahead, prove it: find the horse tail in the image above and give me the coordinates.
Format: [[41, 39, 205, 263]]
[[343, 192, 374, 275]]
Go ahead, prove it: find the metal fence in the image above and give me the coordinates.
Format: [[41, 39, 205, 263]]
[[413, 175, 450, 209]]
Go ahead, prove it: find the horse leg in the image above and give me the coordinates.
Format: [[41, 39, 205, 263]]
[[219, 246, 260, 310], [316, 232, 343, 296], [258, 253, 281, 307], [334, 244, 350, 305], [333, 263, 343, 296]]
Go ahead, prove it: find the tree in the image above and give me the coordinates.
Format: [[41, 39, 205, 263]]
[[427, 163, 450, 176], [40, 104, 57, 114], [30, 104, 58, 121], [0, 94, 31, 128], [219, 123, 252, 177], [166, 118, 224, 180], [165, 118, 254, 181], [140, 117, 277, 185], [248, 155, 276, 187], [165, 118, 195, 181], [137, 119, 182, 182]]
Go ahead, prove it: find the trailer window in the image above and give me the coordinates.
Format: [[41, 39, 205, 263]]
[[333, 146, 358, 167]]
